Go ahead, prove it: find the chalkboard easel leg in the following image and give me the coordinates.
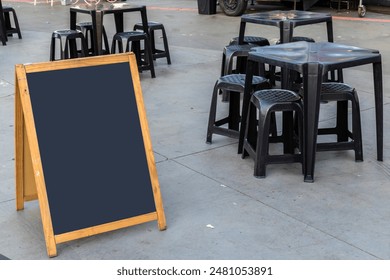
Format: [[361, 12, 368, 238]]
[[46, 239, 57, 258], [15, 75, 25, 211]]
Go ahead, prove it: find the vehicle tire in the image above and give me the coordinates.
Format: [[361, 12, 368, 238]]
[[220, 0, 248, 16]]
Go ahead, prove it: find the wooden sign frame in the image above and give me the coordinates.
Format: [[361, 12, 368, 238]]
[[14, 53, 166, 257]]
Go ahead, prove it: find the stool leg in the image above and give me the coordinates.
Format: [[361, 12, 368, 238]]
[[4, 12, 11, 36], [60, 37, 67, 59], [282, 111, 295, 154], [68, 39, 78, 58], [336, 100, 349, 142], [126, 39, 133, 53], [50, 37, 56, 61], [150, 29, 156, 55], [64, 43, 69, 59], [85, 29, 93, 54], [144, 36, 156, 78], [242, 101, 258, 159], [80, 36, 88, 57], [131, 40, 143, 68], [206, 82, 220, 144], [220, 52, 226, 77], [269, 112, 277, 137], [294, 103, 305, 175], [111, 38, 117, 54], [351, 90, 363, 161], [228, 91, 241, 131], [102, 27, 110, 54], [161, 27, 171, 64], [224, 49, 234, 75], [10, 10, 22, 39], [254, 106, 272, 178]]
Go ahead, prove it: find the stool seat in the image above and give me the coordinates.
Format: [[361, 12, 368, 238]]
[[242, 89, 304, 178], [206, 74, 270, 144], [230, 36, 270, 47], [50, 29, 88, 61], [276, 36, 315, 44], [133, 21, 171, 65], [111, 31, 156, 78]]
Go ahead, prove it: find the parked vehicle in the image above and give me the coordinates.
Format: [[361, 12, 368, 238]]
[[219, 0, 250, 16], [219, 0, 320, 16]]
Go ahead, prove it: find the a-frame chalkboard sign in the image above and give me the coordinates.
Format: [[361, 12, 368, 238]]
[[14, 53, 166, 257]]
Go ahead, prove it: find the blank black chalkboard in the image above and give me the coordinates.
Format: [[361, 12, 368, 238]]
[[15, 54, 166, 257]]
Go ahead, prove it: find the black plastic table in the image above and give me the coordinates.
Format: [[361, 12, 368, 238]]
[[239, 41, 383, 183], [70, 3, 148, 56], [238, 10, 334, 44]]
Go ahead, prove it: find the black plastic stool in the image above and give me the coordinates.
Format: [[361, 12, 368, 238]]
[[50, 29, 88, 61], [76, 21, 110, 55], [111, 31, 156, 78], [316, 82, 363, 161], [242, 89, 304, 178], [221, 43, 258, 76], [1, 5, 22, 44], [206, 74, 271, 144], [229, 36, 270, 47], [133, 21, 171, 65]]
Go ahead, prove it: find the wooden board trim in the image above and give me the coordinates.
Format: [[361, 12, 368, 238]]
[[128, 61, 167, 231], [15, 69, 25, 211], [55, 212, 158, 244], [15, 64, 57, 257], [23, 53, 133, 73]]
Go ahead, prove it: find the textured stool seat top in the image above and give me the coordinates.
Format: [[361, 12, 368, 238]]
[[114, 31, 146, 38], [291, 36, 315, 42], [134, 21, 163, 28], [53, 29, 81, 35], [253, 89, 301, 103], [276, 36, 315, 44], [230, 36, 270, 46], [299, 82, 355, 99], [218, 74, 268, 88], [76, 21, 93, 27], [225, 43, 256, 52], [321, 82, 354, 93]]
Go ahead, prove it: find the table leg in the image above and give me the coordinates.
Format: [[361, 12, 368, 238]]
[[373, 61, 383, 161], [280, 21, 292, 44], [69, 11, 76, 30], [141, 7, 149, 35], [91, 11, 104, 56], [238, 21, 246, 45], [302, 63, 323, 182], [114, 13, 124, 33], [326, 20, 334, 43]]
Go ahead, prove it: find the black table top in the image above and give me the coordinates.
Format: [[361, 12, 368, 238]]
[[248, 41, 381, 72], [70, 2, 145, 13], [241, 10, 332, 26]]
